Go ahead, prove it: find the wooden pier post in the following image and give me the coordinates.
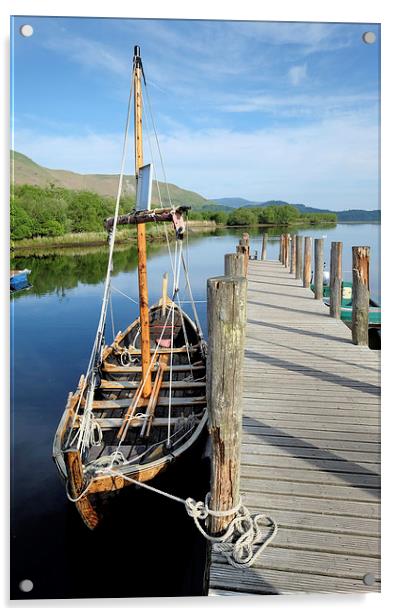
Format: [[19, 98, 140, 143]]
[[290, 235, 296, 275], [278, 236, 282, 262], [282, 234, 287, 265], [261, 233, 268, 260], [240, 234, 250, 260], [224, 253, 245, 277], [285, 234, 290, 268], [295, 236, 303, 280], [352, 246, 370, 346], [314, 238, 324, 299], [329, 241, 343, 318], [236, 244, 249, 276], [303, 237, 312, 288], [207, 275, 247, 533]]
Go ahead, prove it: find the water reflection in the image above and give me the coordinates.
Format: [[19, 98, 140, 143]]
[[10, 223, 380, 599], [10, 224, 337, 299]]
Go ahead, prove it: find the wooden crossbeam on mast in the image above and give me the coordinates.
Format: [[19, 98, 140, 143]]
[[134, 45, 151, 399]]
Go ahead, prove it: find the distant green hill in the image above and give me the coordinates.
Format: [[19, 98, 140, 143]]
[[215, 195, 380, 221], [10, 151, 209, 209], [241, 199, 380, 222], [11, 152, 380, 222], [212, 197, 261, 208]]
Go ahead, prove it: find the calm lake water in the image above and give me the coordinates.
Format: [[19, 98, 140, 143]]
[[10, 223, 380, 599]]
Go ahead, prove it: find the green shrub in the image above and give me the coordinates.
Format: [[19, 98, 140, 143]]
[[227, 208, 258, 226], [10, 183, 338, 241]]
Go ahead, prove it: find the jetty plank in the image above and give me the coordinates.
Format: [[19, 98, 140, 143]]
[[209, 259, 380, 595]]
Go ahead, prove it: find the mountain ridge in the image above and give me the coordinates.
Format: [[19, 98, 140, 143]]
[[213, 198, 380, 222], [10, 151, 209, 209], [11, 151, 380, 221]]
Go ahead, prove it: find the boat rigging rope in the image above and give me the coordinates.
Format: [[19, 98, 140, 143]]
[[180, 249, 204, 339], [167, 240, 181, 446], [73, 410, 103, 453], [142, 77, 177, 282], [143, 80, 174, 210], [142, 89, 164, 211], [142, 64, 202, 337], [111, 285, 139, 304], [109, 293, 116, 340], [67, 52, 202, 456]]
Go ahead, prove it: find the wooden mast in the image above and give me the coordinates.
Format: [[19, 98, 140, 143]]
[[134, 45, 151, 398]]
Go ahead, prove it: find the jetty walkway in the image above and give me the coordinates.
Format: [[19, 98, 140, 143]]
[[209, 259, 380, 595]]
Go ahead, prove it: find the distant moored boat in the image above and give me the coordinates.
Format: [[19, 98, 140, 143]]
[[10, 269, 31, 292], [311, 279, 381, 348]]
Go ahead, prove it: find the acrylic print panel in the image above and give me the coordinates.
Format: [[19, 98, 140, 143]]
[[10, 16, 380, 599]]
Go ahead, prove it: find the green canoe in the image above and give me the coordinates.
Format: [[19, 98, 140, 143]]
[[310, 281, 381, 326]]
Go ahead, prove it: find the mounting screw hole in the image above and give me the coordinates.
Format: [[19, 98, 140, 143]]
[[363, 573, 375, 586], [362, 31, 376, 45], [19, 579, 34, 592], [20, 24, 34, 37]]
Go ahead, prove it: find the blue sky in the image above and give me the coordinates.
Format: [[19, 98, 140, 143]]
[[11, 17, 380, 209]]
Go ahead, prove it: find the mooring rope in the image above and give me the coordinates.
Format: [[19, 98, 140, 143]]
[[72, 464, 277, 569], [185, 495, 278, 569]]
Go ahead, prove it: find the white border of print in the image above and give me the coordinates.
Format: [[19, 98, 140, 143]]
[[1, 1, 393, 614]]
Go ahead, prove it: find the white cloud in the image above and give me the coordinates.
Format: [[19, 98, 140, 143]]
[[288, 64, 307, 86], [220, 93, 378, 115], [227, 21, 353, 55], [43, 34, 128, 77], [34, 21, 356, 106], [14, 110, 379, 210], [155, 115, 378, 209]]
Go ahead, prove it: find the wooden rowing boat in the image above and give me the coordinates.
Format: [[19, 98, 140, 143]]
[[53, 46, 208, 529], [53, 301, 207, 529]]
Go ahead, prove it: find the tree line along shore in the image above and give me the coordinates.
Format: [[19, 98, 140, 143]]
[[11, 184, 337, 249]]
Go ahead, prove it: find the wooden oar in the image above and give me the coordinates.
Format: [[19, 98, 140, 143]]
[[115, 352, 160, 441], [140, 353, 170, 438], [116, 383, 148, 441], [116, 349, 162, 441]]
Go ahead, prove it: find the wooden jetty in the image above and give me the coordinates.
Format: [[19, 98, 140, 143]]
[[209, 256, 380, 595]]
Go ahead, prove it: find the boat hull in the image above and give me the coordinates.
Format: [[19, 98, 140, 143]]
[[53, 302, 208, 529]]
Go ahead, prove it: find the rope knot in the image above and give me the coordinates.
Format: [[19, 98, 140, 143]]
[[185, 497, 207, 521]]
